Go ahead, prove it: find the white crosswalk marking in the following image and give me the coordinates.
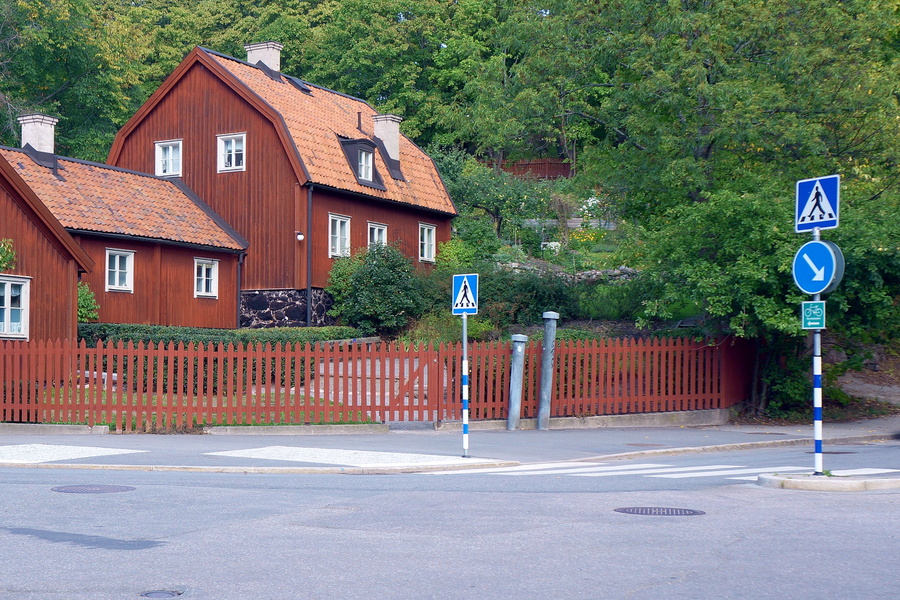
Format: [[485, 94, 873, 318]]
[[651, 466, 810, 478], [571, 465, 742, 478], [499, 463, 674, 476], [0, 444, 146, 464]]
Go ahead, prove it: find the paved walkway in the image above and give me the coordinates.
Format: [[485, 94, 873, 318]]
[[0, 414, 898, 491]]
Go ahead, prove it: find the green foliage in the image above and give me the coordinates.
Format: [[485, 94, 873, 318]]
[[479, 268, 578, 326], [575, 280, 647, 321], [761, 340, 814, 418], [401, 311, 496, 345], [76, 281, 99, 322], [326, 243, 426, 337], [77, 322, 359, 348], [0, 239, 15, 271]]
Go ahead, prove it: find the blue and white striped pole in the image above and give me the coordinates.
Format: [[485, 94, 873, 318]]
[[811, 228, 824, 475], [813, 319, 824, 475], [461, 313, 470, 458]]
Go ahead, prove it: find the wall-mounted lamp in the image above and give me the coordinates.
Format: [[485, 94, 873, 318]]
[[295, 232, 305, 241]]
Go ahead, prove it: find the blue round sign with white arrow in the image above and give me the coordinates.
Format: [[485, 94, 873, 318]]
[[792, 240, 844, 295]]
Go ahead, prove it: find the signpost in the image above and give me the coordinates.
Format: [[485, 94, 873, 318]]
[[452, 274, 479, 457], [793, 176, 842, 476]]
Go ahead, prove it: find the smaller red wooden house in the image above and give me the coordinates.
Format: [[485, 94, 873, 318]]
[[1, 115, 248, 333], [0, 151, 93, 341], [108, 42, 457, 327]]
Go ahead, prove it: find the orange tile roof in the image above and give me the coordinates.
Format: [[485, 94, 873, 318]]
[[0, 147, 246, 251], [205, 50, 457, 216]]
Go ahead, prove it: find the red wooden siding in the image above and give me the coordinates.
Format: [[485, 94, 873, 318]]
[[0, 337, 753, 430], [0, 181, 80, 341], [75, 236, 240, 328]]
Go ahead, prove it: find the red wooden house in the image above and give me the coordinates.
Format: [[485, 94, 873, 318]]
[[0, 150, 93, 341], [107, 42, 457, 327], [1, 115, 248, 332]]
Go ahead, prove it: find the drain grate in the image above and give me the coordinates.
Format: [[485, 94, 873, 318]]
[[140, 592, 182, 598], [51, 485, 136, 494], [615, 507, 705, 516]]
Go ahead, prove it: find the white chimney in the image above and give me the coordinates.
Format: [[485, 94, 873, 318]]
[[18, 114, 59, 154], [244, 41, 284, 72], [373, 114, 403, 162]]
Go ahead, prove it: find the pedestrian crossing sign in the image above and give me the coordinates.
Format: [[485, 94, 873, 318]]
[[452, 273, 479, 315], [796, 175, 839, 232]]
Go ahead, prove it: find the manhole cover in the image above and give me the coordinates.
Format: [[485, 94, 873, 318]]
[[140, 592, 182, 598], [51, 485, 136, 494], [614, 507, 705, 516]]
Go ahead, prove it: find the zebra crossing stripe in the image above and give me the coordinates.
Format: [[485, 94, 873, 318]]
[[571, 465, 741, 478], [652, 466, 808, 478]]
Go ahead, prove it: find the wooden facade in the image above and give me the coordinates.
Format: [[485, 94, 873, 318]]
[[74, 235, 242, 328], [108, 46, 456, 301], [0, 159, 93, 341]]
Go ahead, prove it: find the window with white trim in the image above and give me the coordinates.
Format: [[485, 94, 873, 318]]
[[194, 258, 219, 298], [329, 214, 351, 257], [419, 223, 436, 262], [217, 133, 246, 172], [0, 275, 29, 339], [358, 149, 373, 181], [368, 222, 387, 246], [154, 140, 182, 176], [106, 249, 134, 292]]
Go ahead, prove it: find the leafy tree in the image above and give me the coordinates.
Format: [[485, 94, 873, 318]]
[[325, 243, 426, 337], [0, 239, 14, 271]]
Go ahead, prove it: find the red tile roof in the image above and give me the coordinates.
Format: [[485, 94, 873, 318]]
[[204, 50, 457, 215], [0, 147, 247, 251]]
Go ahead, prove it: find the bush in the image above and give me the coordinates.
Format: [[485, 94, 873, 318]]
[[77, 323, 359, 348], [77, 282, 100, 322], [402, 311, 498, 344], [326, 243, 426, 337]]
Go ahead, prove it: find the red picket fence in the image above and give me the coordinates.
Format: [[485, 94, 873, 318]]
[[0, 337, 753, 431]]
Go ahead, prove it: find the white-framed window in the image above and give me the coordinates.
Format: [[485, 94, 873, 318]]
[[368, 222, 387, 246], [106, 249, 134, 292], [217, 133, 246, 172], [0, 275, 30, 339], [329, 214, 351, 258], [154, 140, 182, 176], [194, 258, 219, 298], [358, 149, 373, 181], [419, 223, 436, 262]]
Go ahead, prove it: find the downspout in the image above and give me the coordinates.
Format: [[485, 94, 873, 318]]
[[237, 251, 246, 328], [306, 183, 314, 327]]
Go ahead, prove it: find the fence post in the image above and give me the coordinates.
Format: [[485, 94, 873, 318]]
[[507, 334, 528, 430], [537, 311, 559, 430]]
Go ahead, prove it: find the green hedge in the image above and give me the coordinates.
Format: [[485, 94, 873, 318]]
[[77, 323, 361, 348]]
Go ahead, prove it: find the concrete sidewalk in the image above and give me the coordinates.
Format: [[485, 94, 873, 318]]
[[0, 410, 898, 490]]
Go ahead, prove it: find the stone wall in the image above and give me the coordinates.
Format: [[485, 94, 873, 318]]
[[239, 288, 335, 328]]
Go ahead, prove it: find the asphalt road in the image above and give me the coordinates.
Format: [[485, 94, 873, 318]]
[[1, 442, 898, 600]]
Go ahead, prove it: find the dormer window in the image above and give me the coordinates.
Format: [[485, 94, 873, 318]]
[[358, 149, 373, 181], [217, 133, 246, 172], [338, 137, 386, 191]]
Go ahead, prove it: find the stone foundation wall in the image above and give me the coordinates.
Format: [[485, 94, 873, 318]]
[[239, 288, 335, 328]]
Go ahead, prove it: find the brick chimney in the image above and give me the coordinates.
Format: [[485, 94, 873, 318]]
[[18, 114, 59, 154], [244, 41, 284, 72], [373, 114, 403, 162]]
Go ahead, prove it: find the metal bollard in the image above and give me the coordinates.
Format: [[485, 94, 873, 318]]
[[507, 334, 528, 430], [537, 311, 559, 430]]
